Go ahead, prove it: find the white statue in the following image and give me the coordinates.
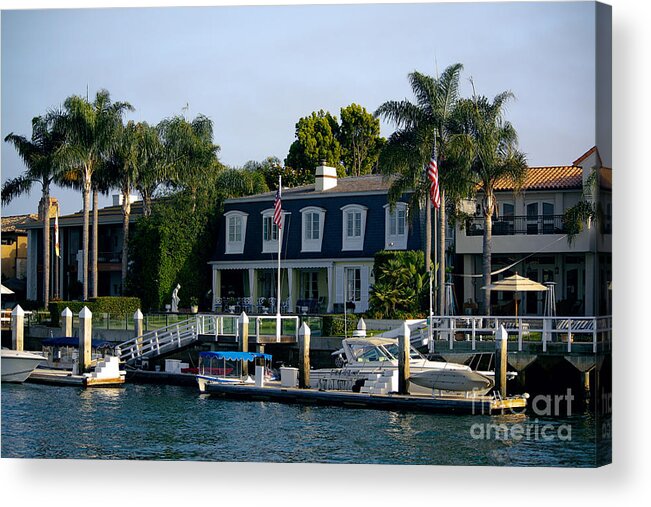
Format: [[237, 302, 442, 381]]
[[171, 284, 181, 312]]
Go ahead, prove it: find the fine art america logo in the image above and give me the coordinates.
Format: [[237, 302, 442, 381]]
[[470, 389, 575, 442]]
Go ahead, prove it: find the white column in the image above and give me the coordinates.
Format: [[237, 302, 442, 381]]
[[11, 305, 25, 351], [61, 307, 73, 337], [327, 264, 334, 313], [78, 306, 93, 374], [248, 268, 255, 299], [288, 267, 295, 313]]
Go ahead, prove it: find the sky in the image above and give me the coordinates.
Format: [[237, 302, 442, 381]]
[[1, 1, 605, 216]]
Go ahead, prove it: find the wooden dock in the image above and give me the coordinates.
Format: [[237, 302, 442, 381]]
[[27, 368, 125, 388], [202, 382, 528, 415]]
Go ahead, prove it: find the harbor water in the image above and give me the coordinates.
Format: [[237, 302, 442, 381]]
[[1, 383, 605, 466]]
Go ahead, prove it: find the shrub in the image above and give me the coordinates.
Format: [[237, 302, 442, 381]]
[[322, 314, 359, 337], [48, 297, 141, 326]]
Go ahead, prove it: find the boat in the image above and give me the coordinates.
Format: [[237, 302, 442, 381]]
[[1, 349, 46, 383], [311, 337, 495, 396], [196, 351, 273, 393]]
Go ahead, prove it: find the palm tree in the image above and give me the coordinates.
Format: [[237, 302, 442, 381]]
[[2, 116, 63, 308], [51, 89, 133, 300], [134, 122, 166, 217], [159, 114, 220, 211], [375, 64, 470, 315], [447, 90, 528, 314]]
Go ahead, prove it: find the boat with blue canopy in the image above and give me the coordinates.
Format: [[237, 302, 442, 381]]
[[196, 351, 273, 392]]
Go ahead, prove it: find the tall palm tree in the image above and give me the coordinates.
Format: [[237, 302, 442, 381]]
[[51, 89, 133, 300], [447, 91, 528, 314], [375, 64, 470, 315], [134, 122, 166, 217], [2, 116, 64, 308], [159, 114, 220, 211]]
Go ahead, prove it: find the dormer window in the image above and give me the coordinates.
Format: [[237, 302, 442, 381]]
[[384, 203, 408, 250], [225, 211, 248, 254], [261, 209, 287, 253], [341, 204, 367, 251], [300, 206, 326, 252]]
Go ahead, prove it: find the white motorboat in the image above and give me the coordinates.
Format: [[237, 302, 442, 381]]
[[1, 349, 46, 383], [312, 337, 494, 395]]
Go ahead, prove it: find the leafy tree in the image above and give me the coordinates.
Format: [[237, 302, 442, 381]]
[[338, 103, 384, 176], [216, 166, 269, 198], [2, 116, 64, 307], [50, 89, 133, 300], [562, 168, 601, 244], [285, 110, 343, 180], [447, 90, 528, 314]]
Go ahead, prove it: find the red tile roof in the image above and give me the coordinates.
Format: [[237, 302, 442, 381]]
[[494, 166, 583, 191]]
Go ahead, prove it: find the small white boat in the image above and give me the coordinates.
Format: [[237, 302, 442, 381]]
[[196, 351, 272, 393], [1, 349, 46, 383]]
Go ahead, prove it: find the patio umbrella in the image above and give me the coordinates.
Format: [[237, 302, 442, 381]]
[[482, 272, 548, 316]]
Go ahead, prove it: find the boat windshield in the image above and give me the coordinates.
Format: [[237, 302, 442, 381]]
[[382, 343, 424, 361], [349, 343, 393, 362]]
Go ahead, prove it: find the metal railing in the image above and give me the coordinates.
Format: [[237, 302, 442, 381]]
[[117, 317, 200, 364], [426, 315, 612, 354], [465, 215, 566, 236]]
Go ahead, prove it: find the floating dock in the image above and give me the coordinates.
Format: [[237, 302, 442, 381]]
[[201, 381, 527, 415], [27, 368, 125, 388]]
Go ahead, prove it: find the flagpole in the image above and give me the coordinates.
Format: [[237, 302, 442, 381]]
[[54, 206, 60, 299], [428, 200, 434, 346], [276, 175, 282, 341]]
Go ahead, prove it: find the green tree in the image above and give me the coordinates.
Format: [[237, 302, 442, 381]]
[[159, 114, 221, 211], [447, 90, 528, 314], [285, 110, 343, 181], [2, 116, 64, 307], [134, 122, 166, 217], [51, 89, 133, 300], [338, 103, 384, 176], [375, 64, 470, 315]]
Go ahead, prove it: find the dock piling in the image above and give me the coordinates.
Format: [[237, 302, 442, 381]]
[[11, 304, 25, 351], [495, 325, 508, 398], [238, 312, 249, 377], [298, 321, 311, 388], [78, 306, 93, 374], [134, 309, 143, 337], [398, 321, 410, 394], [61, 307, 72, 337]]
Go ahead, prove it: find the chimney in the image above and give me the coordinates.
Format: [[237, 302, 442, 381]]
[[112, 194, 139, 206], [315, 160, 337, 192]]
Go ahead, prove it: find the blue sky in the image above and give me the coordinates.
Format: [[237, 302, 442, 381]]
[[2, 1, 602, 215]]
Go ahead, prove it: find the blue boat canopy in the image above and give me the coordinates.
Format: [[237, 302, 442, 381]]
[[199, 351, 272, 361], [42, 336, 115, 348]]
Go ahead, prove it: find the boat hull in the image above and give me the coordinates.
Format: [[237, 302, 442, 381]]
[[1, 350, 46, 383]]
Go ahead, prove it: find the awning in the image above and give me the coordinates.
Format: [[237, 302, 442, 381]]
[[199, 351, 272, 361]]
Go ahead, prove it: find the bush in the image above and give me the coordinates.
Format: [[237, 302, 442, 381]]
[[322, 314, 359, 337], [48, 297, 141, 326]]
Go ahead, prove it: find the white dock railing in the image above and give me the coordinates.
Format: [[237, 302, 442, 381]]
[[427, 315, 612, 354], [117, 313, 301, 364]]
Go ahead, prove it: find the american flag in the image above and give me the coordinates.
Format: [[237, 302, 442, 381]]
[[427, 150, 441, 209], [273, 185, 282, 229]]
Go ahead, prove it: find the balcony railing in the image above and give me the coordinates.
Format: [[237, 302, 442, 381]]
[[464, 215, 566, 236]]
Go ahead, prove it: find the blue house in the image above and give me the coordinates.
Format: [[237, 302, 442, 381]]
[[209, 164, 421, 314]]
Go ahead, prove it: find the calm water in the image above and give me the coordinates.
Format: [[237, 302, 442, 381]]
[[1, 383, 603, 466]]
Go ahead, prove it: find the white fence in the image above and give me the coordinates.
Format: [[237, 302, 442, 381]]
[[427, 315, 612, 354]]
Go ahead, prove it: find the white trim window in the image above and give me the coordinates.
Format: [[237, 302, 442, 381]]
[[384, 203, 408, 250], [300, 206, 326, 252], [345, 267, 361, 303], [224, 211, 248, 254], [261, 209, 284, 254], [341, 204, 367, 251]]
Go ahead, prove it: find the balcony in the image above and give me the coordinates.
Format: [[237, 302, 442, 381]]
[[464, 215, 566, 237]]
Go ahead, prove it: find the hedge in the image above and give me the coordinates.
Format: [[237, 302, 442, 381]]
[[49, 297, 141, 326], [322, 314, 359, 337]]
